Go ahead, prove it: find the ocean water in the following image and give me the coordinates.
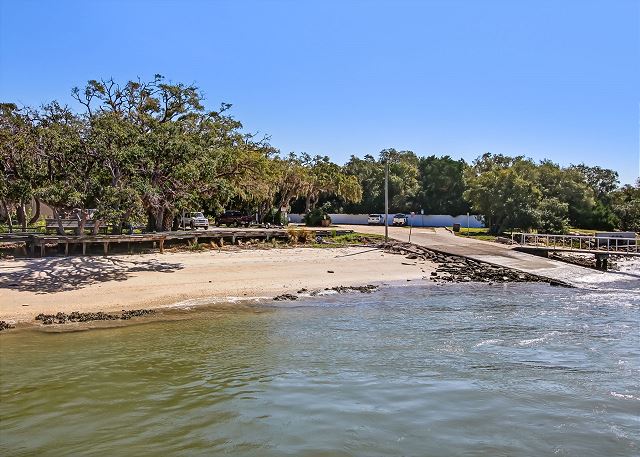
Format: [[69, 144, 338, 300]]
[[1, 282, 638, 456]]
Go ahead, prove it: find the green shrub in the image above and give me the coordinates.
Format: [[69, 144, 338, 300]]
[[304, 207, 331, 227]]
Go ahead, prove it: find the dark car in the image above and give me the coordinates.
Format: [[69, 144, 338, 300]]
[[216, 210, 253, 227]]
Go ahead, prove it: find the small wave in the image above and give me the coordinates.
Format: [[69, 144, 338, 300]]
[[226, 295, 272, 303], [163, 295, 272, 309], [518, 331, 559, 346], [474, 339, 503, 347], [610, 391, 639, 400]]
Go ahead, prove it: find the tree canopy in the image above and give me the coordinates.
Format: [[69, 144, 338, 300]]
[[1, 76, 636, 235]]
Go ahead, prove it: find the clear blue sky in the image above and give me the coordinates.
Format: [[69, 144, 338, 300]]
[[1, 0, 638, 184]]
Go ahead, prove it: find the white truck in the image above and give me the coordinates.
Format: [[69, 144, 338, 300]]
[[180, 211, 209, 230]]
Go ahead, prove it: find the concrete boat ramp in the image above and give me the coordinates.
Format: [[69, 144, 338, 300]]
[[342, 225, 640, 288]]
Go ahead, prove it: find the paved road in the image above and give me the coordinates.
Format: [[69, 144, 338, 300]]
[[338, 224, 631, 287]]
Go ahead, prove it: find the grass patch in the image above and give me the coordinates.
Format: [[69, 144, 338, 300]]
[[310, 232, 384, 248], [567, 227, 601, 235], [0, 222, 45, 234], [451, 227, 497, 242], [332, 232, 384, 243]]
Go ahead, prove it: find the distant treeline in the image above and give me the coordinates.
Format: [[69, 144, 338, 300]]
[[1, 76, 638, 234], [325, 150, 639, 234]]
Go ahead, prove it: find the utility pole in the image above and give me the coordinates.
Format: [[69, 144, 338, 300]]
[[384, 159, 389, 242], [409, 212, 414, 243]]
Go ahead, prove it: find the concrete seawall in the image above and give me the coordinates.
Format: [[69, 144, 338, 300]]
[[289, 213, 485, 228]]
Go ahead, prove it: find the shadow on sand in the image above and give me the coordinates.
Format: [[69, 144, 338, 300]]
[[0, 257, 183, 294]]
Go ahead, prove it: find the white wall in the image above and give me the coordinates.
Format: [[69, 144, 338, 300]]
[[288, 213, 485, 228]]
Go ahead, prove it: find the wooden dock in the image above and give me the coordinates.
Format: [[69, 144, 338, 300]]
[[511, 232, 639, 253], [0, 227, 354, 257], [511, 232, 639, 270]]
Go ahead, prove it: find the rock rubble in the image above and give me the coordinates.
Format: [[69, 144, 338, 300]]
[[274, 284, 379, 301], [35, 309, 155, 325], [380, 241, 560, 285], [0, 321, 15, 331]]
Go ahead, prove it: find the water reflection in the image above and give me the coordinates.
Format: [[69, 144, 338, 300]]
[[1, 283, 639, 456]]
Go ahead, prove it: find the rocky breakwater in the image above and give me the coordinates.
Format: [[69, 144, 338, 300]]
[[0, 321, 15, 331], [273, 285, 379, 301], [35, 309, 156, 326], [381, 241, 567, 286]]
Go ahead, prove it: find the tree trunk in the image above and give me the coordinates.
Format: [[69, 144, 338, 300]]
[[146, 211, 156, 233], [77, 210, 89, 236], [162, 209, 174, 231], [17, 201, 27, 232], [53, 208, 65, 235], [92, 219, 102, 235], [154, 208, 164, 233], [2, 200, 13, 233], [28, 198, 41, 225], [495, 216, 508, 235]]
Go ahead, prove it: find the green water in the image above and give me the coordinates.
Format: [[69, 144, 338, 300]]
[[1, 283, 638, 456]]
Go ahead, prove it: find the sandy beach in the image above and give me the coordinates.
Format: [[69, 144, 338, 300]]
[[0, 246, 435, 323]]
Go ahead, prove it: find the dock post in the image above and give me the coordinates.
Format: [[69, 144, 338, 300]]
[[40, 241, 45, 257], [159, 238, 165, 254], [82, 242, 87, 255], [595, 254, 609, 271], [232, 235, 236, 244], [65, 242, 69, 256], [103, 242, 109, 255]]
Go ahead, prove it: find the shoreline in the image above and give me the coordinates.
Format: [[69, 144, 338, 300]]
[[0, 246, 434, 327], [1, 279, 572, 334], [4, 241, 629, 332], [0, 280, 406, 333]]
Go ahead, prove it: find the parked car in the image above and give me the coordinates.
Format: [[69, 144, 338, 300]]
[[368, 214, 385, 225], [216, 210, 253, 227], [392, 213, 408, 226], [180, 211, 209, 230]]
